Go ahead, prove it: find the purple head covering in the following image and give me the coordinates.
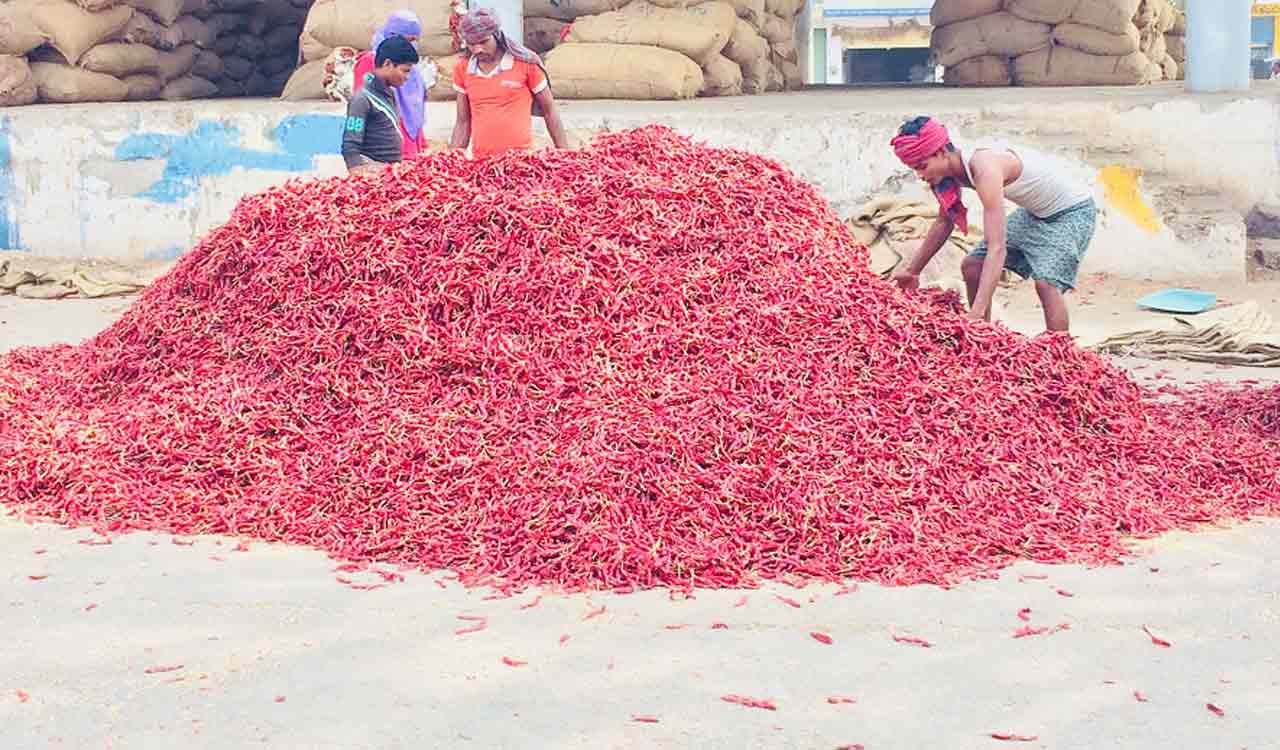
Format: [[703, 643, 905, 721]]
[[372, 10, 426, 140]]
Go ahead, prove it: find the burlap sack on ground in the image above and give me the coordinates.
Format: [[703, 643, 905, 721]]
[[174, 14, 214, 46], [546, 42, 702, 99], [191, 48, 224, 77], [1014, 46, 1151, 86], [161, 73, 216, 98], [303, 0, 456, 58], [33, 1, 134, 64], [846, 196, 986, 288], [1053, 21, 1139, 56], [700, 52, 741, 95], [115, 12, 182, 48], [1165, 33, 1183, 61], [122, 71, 163, 98], [126, 0, 183, 24], [764, 58, 782, 91], [0, 54, 38, 106], [758, 12, 790, 45], [427, 54, 459, 100], [1007, 0, 1140, 35], [932, 12, 1050, 67], [944, 54, 1011, 86], [930, 0, 1001, 28], [771, 40, 796, 62], [0, 0, 48, 56], [221, 53, 251, 80], [525, 17, 568, 54], [722, 17, 767, 66], [80, 42, 161, 75], [156, 43, 198, 80], [527, 0, 629, 21], [214, 73, 245, 95], [266, 67, 292, 93], [280, 58, 325, 99], [31, 61, 128, 101], [0, 254, 174, 298], [565, 1, 736, 64]]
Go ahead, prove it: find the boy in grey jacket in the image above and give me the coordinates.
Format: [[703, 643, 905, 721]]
[[342, 37, 419, 173]]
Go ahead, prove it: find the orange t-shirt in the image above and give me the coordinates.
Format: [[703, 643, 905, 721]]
[[452, 53, 547, 158]]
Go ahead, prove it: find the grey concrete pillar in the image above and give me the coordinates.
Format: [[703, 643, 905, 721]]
[[1185, 0, 1252, 92]]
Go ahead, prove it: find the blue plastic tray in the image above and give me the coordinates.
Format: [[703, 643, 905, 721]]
[[1135, 288, 1218, 314]]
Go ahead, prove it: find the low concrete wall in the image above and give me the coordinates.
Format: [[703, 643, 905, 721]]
[[2, 85, 1277, 281]]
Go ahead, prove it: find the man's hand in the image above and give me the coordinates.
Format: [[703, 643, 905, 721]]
[[892, 270, 920, 292]]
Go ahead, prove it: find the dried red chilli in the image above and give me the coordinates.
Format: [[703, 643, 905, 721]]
[[27, 574, 47, 581], [1206, 703, 1225, 717], [1134, 691, 1148, 702], [892, 634, 932, 648], [810, 632, 833, 644], [583, 605, 607, 621], [144, 665, 184, 674], [500, 656, 526, 667], [775, 595, 802, 609], [709, 622, 728, 629], [721, 694, 777, 711], [1142, 626, 1172, 648], [1056, 589, 1074, 598], [732, 596, 748, 607], [519, 595, 542, 610], [631, 715, 659, 723], [15, 689, 30, 703], [1017, 608, 1032, 622], [990, 732, 1038, 742], [455, 619, 487, 636], [826, 696, 856, 705], [0, 127, 1278, 592]]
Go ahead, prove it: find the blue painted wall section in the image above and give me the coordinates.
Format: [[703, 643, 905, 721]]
[[114, 113, 344, 204], [0, 116, 20, 250]]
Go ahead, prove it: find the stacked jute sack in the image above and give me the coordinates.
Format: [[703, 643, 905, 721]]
[[934, 0, 1183, 87], [1164, 5, 1184, 80], [527, 0, 803, 100], [282, 0, 458, 101], [0, 0, 307, 106]]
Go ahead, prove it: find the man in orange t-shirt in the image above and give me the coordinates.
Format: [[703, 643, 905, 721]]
[[450, 8, 568, 157]]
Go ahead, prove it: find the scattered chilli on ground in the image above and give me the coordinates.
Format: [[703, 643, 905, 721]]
[[1, 127, 1278, 592]]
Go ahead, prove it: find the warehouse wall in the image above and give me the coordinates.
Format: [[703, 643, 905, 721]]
[[1, 89, 1277, 281]]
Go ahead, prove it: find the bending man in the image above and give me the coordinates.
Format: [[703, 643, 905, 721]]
[[890, 116, 1097, 332]]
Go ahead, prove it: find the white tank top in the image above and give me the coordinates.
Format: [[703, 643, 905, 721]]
[[962, 142, 1092, 219]]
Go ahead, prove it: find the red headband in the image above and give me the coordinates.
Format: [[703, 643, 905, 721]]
[[890, 120, 968, 235]]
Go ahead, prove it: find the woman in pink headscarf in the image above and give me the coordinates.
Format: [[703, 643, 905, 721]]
[[352, 11, 429, 159], [449, 7, 568, 157]]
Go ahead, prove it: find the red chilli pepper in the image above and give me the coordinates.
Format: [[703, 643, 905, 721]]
[[721, 694, 776, 711], [810, 632, 833, 645], [1142, 626, 1172, 648]]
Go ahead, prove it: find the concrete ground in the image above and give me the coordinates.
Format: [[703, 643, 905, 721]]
[[3, 275, 1280, 749]]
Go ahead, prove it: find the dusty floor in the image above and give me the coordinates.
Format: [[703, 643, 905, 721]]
[[2, 276, 1279, 749]]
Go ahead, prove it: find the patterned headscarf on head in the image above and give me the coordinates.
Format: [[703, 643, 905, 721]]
[[458, 7, 551, 116], [372, 10, 426, 139]]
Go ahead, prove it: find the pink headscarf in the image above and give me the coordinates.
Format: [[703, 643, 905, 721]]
[[891, 119, 968, 234]]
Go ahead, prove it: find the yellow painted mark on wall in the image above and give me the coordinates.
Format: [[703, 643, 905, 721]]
[[1100, 165, 1160, 234]]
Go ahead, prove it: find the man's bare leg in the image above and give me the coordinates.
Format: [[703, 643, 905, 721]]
[[960, 255, 990, 321], [1035, 280, 1070, 332]]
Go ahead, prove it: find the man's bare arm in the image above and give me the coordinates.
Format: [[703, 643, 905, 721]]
[[967, 153, 1008, 319]]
